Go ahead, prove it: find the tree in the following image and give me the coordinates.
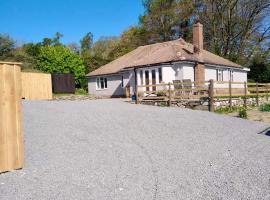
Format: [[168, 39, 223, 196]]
[[195, 0, 270, 64], [37, 45, 86, 87], [248, 46, 270, 82], [0, 34, 15, 59], [92, 36, 119, 60], [41, 32, 63, 47], [80, 32, 93, 52], [107, 26, 148, 60], [67, 42, 80, 55], [140, 0, 195, 43]]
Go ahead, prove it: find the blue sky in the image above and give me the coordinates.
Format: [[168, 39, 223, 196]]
[[0, 0, 144, 44]]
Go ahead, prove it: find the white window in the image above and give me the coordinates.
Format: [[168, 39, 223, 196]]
[[217, 69, 224, 81], [96, 77, 107, 90]]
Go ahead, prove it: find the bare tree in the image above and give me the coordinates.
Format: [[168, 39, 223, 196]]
[[195, 0, 270, 64]]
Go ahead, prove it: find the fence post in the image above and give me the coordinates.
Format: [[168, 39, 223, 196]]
[[266, 84, 269, 102], [244, 82, 247, 108], [209, 79, 214, 112], [229, 80, 232, 109], [256, 82, 259, 106], [168, 83, 172, 107], [135, 85, 139, 104]]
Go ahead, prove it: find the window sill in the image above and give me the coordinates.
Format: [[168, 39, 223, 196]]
[[96, 88, 108, 91]]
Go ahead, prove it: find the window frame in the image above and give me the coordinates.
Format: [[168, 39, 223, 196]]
[[96, 77, 108, 90], [216, 69, 224, 81]]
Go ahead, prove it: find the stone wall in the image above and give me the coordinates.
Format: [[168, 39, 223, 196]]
[[140, 96, 270, 111], [215, 97, 269, 108]]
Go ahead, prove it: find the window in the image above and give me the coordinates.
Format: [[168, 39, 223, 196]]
[[121, 76, 124, 88], [96, 77, 107, 90], [158, 68, 162, 83], [140, 70, 143, 85], [216, 69, 224, 81]]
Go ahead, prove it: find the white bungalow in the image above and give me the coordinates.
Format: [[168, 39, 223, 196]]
[[86, 22, 249, 97]]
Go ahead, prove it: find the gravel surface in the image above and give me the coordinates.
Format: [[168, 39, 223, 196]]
[[1, 99, 270, 200]]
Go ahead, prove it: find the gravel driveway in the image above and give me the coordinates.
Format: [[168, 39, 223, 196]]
[[1, 99, 270, 200]]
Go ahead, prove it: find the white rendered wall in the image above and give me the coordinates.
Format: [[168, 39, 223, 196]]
[[88, 74, 126, 97], [205, 66, 248, 88]]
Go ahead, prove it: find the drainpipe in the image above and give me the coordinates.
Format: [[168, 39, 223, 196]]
[[134, 68, 138, 103], [193, 62, 197, 82]]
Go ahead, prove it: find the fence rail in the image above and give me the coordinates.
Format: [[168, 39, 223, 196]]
[[136, 80, 270, 111]]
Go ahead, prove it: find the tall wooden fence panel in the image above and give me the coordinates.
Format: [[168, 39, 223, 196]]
[[21, 72, 53, 100], [0, 62, 24, 173], [52, 73, 75, 94]]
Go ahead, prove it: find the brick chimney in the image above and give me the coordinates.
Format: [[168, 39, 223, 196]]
[[193, 22, 205, 85], [193, 22, 203, 51]]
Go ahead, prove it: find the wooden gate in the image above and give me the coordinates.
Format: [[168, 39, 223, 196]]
[[51, 73, 75, 94], [0, 62, 24, 173]]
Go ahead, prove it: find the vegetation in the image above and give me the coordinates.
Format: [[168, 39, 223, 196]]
[[0, 0, 269, 86], [37, 45, 86, 87], [239, 108, 248, 119], [75, 88, 88, 96], [215, 105, 255, 114], [260, 103, 270, 112]]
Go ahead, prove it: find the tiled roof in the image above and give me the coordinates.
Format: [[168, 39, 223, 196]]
[[87, 38, 242, 77]]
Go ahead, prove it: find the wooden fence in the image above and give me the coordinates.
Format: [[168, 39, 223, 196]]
[[0, 62, 24, 173], [51, 73, 75, 94], [21, 72, 53, 100], [136, 80, 270, 111]]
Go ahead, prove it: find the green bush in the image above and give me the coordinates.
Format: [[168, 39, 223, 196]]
[[260, 103, 270, 112], [75, 88, 88, 95], [239, 108, 248, 119], [157, 90, 167, 96], [37, 45, 86, 87]]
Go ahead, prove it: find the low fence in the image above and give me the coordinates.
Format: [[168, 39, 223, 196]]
[[0, 62, 24, 173], [136, 80, 270, 111], [21, 72, 53, 100]]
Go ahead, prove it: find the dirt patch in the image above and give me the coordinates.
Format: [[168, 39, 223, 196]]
[[227, 108, 270, 123]]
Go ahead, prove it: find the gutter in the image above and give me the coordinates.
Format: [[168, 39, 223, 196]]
[[86, 59, 246, 78]]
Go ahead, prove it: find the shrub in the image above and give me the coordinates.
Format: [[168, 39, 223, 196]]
[[75, 88, 88, 95], [37, 45, 86, 87], [260, 103, 270, 112], [157, 90, 167, 97], [239, 108, 248, 119]]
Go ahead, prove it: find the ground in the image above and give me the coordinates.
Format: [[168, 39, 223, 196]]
[[227, 108, 270, 123], [1, 99, 270, 200]]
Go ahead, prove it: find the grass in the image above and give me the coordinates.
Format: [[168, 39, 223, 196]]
[[75, 88, 88, 95], [215, 104, 256, 114], [215, 106, 244, 114], [53, 88, 88, 97]]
